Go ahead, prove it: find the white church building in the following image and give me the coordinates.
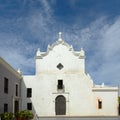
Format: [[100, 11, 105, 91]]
[[21, 33, 118, 117]]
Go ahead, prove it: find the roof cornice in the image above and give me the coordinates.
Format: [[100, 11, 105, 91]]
[[0, 57, 22, 79]]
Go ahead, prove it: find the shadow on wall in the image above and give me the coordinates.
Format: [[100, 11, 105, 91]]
[[21, 79, 38, 119]]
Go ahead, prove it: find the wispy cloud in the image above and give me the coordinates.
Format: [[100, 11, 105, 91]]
[[0, 0, 56, 74], [91, 17, 120, 86], [0, 1, 120, 86], [54, 16, 120, 86], [77, 17, 120, 86], [40, 0, 53, 14]]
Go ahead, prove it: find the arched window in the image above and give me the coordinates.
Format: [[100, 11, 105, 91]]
[[55, 95, 66, 115]]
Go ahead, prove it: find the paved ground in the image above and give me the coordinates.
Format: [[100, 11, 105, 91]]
[[35, 116, 120, 120]]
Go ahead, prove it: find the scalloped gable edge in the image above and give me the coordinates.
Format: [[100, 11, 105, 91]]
[[36, 40, 85, 59]]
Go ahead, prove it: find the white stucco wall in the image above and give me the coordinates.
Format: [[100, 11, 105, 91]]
[[36, 44, 85, 74], [21, 40, 118, 117], [93, 87, 118, 116], [0, 57, 22, 114]]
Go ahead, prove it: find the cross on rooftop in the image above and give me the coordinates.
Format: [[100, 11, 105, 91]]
[[58, 32, 62, 39]]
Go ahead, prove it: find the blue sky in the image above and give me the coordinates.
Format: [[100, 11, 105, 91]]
[[0, 0, 120, 86]]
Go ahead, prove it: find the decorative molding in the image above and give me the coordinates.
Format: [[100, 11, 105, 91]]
[[92, 87, 118, 92], [36, 39, 85, 59]]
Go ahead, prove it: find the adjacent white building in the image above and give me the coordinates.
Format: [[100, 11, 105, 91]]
[[0, 57, 22, 114], [21, 33, 118, 117]]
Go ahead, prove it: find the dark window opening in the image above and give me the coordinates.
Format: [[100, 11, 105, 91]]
[[27, 88, 32, 98], [16, 84, 18, 96], [58, 80, 63, 89], [4, 104, 8, 112], [98, 100, 102, 109], [57, 63, 64, 70], [14, 101, 19, 113], [27, 103, 32, 110], [4, 77, 8, 94]]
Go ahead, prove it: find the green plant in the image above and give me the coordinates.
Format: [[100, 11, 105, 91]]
[[15, 111, 24, 120], [15, 110, 34, 120], [118, 96, 120, 104], [0, 112, 14, 120], [8, 113, 14, 120], [23, 110, 34, 119]]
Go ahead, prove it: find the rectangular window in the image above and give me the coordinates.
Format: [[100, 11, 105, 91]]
[[4, 104, 8, 112], [58, 80, 63, 89], [27, 103, 32, 110], [15, 84, 18, 96], [14, 101, 19, 113], [4, 77, 8, 93], [27, 88, 32, 98], [98, 100, 102, 109]]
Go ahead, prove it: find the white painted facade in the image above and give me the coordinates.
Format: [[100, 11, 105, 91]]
[[0, 57, 22, 114], [21, 33, 118, 116]]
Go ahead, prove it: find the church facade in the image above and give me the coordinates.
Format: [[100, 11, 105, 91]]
[[21, 33, 118, 117]]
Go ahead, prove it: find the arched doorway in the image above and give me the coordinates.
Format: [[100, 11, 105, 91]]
[[55, 95, 66, 115]]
